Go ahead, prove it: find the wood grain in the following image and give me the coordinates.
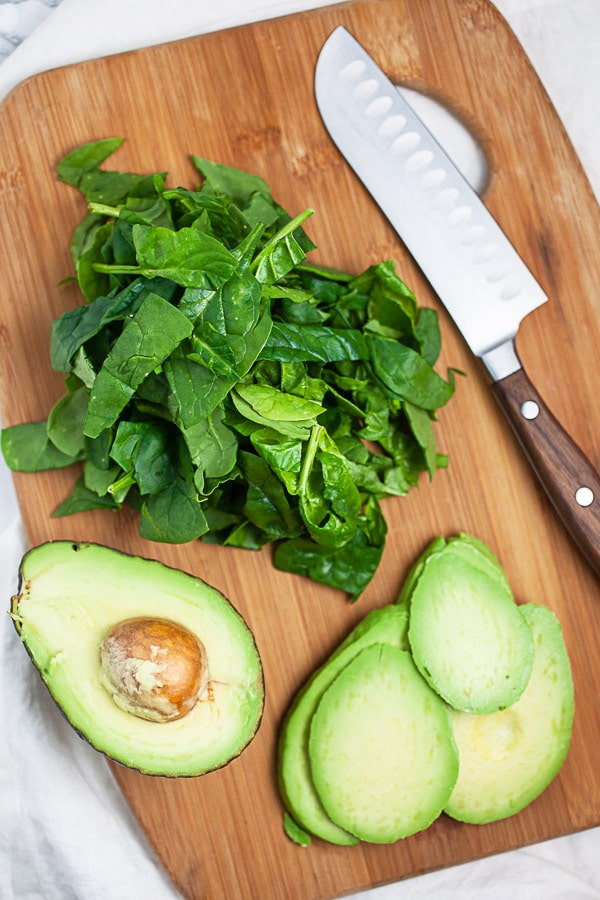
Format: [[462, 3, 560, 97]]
[[1, 1, 600, 898]]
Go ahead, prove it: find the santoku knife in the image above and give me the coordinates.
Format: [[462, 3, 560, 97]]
[[315, 25, 600, 575]]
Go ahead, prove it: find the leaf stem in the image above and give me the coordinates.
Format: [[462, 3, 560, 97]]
[[250, 208, 314, 274], [92, 263, 141, 275], [107, 471, 135, 495], [89, 201, 121, 218], [299, 423, 322, 496]]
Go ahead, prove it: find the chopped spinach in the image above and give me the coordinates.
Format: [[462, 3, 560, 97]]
[[2, 139, 459, 600]]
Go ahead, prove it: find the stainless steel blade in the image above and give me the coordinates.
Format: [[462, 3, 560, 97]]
[[314, 25, 600, 578], [314, 26, 548, 381]]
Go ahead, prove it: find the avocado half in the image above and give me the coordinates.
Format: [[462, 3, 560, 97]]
[[11, 541, 265, 777]]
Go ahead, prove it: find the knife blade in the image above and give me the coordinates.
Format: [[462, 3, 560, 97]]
[[315, 25, 600, 576]]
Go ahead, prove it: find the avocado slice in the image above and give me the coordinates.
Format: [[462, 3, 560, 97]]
[[444, 602, 574, 824], [11, 541, 264, 777], [397, 533, 514, 609], [278, 605, 408, 845], [405, 534, 534, 714], [308, 642, 459, 843]]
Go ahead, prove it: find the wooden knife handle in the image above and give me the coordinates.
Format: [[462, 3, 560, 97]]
[[492, 366, 600, 578]]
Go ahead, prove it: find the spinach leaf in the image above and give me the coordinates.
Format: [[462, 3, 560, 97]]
[[1, 139, 459, 599], [84, 292, 193, 438], [57, 138, 125, 188], [258, 322, 368, 364], [53, 475, 121, 515], [1, 421, 81, 471], [274, 496, 387, 601], [139, 443, 209, 544], [47, 383, 89, 457], [109, 419, 177, 496], [368, 335, 455, 410], [50, 277, 162, 372]]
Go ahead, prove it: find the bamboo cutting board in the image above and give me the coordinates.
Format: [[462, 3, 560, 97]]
[[1, 1, 600, 897]]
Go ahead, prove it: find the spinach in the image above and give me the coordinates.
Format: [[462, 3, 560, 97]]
[[1, 139, 459, 599]]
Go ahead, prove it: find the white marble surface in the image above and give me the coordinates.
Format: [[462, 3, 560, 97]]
[[0, 0, 59, 64], [0, 2, 599, 899]]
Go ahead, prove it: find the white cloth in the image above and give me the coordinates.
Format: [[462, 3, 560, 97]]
[[1, 1, 599, 898]]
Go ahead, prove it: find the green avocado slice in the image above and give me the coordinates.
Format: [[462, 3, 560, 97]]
[[406, 535, 534, 714], [308, 642, 458, 843], [277, 605, 408, 845], [444, 602, 574, 824], [11, 541, 264, 777], [396, 533, 512, 608]]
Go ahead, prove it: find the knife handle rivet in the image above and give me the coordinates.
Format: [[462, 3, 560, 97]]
[[575, 486, 595, 508], [520, 400, 540, 420]]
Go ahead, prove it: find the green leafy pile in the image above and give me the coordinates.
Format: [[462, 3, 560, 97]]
[[1, 138, 457, 598]]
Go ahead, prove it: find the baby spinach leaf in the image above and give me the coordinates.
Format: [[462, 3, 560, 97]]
[[132, 224, 238, 288], [235, 383, 325, 423], [57, 138, 125, 188], [52, 475, 121, 516], [258, 322, 368, 364], [368, 335, 455, 410], [50, 277, 155, 372], [109, 419, 177, 496], [251, 209, 314, 284], [139, 444, 208, 544], [415, 306, 442, 366], [93, 225, 239, 289], [191, 156, 271, 205], [238, 450, 303, 540], [164, 349, 234, 428], [83, 456, 121, 496], [230, 390, 312, 440], [181, 406, 238, 485], [274, 497, 386, 601], [403, 400, 438, 478], [47, 384, 89, 458], [1, 421, 81, 471], [1, 139, 459, 599], [84, 292, 193, 438]]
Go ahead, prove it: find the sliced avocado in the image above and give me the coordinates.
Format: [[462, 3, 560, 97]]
[[282, 812, 312, 847], [397, 533, 511, 607], [444, 603, 574, 824], [11, 541, 264, 777], [406, 534, 534, 714], [395, 534, 446, 607], [308, 642, 458, 843], [278, 605, 408, 845]]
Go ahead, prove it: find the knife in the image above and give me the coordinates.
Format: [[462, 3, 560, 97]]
[[315, 25, 600, 576]]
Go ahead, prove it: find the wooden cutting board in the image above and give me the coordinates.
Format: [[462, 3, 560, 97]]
[[1, 1, 599, 897]]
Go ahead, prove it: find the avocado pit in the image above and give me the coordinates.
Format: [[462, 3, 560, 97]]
[[100, 616, 209, 722]]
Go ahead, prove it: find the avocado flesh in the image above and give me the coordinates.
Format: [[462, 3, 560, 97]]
[[406, 540, 534, 714], [278, 605, 408, 845], [308, 642, 459, 843], [444, 603, 574, 824], [396, 533, 512, 608], [11, 541, 264, 777]]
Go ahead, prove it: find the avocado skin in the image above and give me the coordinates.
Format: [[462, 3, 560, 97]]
[[11, 541, 265, 778]]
